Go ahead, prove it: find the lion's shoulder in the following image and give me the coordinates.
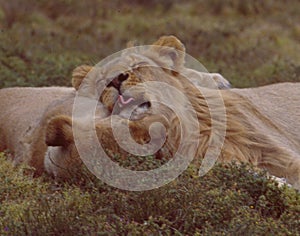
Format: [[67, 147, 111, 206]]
[[0, 87, 75, 170]]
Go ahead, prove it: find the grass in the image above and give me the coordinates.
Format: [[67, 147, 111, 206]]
[[0, 0, 299, 88], [0, 0, 300, 234]]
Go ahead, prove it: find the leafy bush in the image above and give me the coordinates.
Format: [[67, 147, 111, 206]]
[[0, 153, 299, 235]]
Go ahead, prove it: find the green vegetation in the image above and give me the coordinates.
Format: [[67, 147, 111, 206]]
[[0, 0, 299, 234], [0, 0, 299, 88], [0, 154, 299, 235]]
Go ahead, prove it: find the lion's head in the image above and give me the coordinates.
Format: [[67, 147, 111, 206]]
[[71, 36, 230, 120], [44, 112, 171, 178]]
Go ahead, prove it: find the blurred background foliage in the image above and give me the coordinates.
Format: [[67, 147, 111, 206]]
[[0, 0, 299, 88], [0, 0, 300, 234]]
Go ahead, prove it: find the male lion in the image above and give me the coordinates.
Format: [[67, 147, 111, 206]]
[[71, 36, 300, 189]]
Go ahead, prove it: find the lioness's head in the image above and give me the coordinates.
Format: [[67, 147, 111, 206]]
[[44, 114, 169, 178], [71, 36, 230, 120]]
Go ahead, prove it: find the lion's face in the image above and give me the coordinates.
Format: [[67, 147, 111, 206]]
[[99, 58, 186, 121]]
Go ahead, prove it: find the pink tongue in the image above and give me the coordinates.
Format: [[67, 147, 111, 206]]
[[118, 95, 134, 105]]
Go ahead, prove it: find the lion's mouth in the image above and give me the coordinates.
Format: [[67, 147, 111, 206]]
[[115, 95, 151, 120], [106, 73, 152, 120]]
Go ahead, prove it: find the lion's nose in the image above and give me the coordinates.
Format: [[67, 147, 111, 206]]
[[107, 73, 129, 92]]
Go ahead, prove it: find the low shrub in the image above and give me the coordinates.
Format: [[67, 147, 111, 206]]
[[0, 153, 299, 235]]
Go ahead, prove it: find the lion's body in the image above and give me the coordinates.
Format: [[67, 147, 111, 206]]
[[0, 87, 109, 177], [226, 84, 300, 188], [81, 36, 300, 189], [0, 87, 74, 164], [232, 83, 300, 158], [163, 82, 300, 189]]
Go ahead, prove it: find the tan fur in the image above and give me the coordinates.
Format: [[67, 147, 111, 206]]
[[0, 87, 109, 177], [0, 86, 159, 178], [0, 87, 75, 168], [72, 36, 300, 189], [43, 112, 170, 176]]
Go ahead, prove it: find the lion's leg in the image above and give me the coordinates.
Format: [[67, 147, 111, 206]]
[[261, 151, 300, 190], [286, 158, 300, 190]]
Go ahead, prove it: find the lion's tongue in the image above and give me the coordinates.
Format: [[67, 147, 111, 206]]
[[118, 95, 134, 106]]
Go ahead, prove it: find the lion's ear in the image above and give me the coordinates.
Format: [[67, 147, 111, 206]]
[[72, 65, 93, 90], [46, 115, 74, 147], [152, 35, 186, 69]]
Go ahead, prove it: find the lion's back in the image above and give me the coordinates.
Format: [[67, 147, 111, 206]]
[[232, 82, 300, 156], [0, 87, 75, 161]]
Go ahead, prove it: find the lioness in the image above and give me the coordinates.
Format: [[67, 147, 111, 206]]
[[0, 86, 167, 178], [0, 87, 109, 177], [71, 36, 300, 189]]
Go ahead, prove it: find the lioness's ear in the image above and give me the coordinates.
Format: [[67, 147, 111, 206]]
[[152, 35, 186, 69], [46, 115, 73, 147], [72, 65, 93, 90]]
